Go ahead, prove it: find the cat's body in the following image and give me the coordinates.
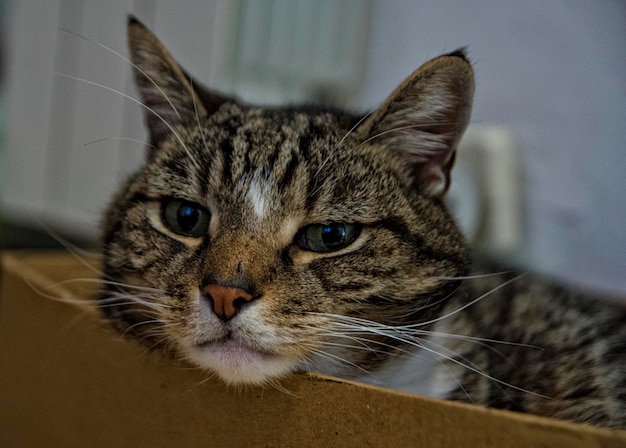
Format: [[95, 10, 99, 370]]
[[438, 276, 626, 426], [97, 18, 626, 428]]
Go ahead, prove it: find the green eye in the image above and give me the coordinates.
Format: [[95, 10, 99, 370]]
[[297, 223, 360, 253], [161, 198, 210, 237]]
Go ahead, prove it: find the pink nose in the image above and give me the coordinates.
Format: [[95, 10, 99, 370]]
[[202, 284, 254, 321]]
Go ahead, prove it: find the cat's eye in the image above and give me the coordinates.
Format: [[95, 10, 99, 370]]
[[161, 198, 210, 238], [296, 223, 360, 253]]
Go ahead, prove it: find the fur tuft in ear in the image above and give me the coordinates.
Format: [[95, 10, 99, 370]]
[[357, 49, 474, 196]]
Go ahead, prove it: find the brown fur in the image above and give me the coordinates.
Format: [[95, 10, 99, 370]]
[[98, 18, 626, 428]]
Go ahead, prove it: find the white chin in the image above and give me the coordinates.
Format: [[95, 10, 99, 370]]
[[185, 340, 298, 385]]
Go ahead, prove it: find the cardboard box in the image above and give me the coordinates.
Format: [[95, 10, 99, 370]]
[[1, 251, 625, 447]]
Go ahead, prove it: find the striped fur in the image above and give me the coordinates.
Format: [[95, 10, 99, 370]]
[[98, 19, 626, 428]]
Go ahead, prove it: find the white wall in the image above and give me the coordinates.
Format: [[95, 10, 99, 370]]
[[0, 0, 220, 238], [351, 1, 626, 295], [2, 0, 624, 295]]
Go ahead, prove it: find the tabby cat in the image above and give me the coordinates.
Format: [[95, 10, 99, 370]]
[[98, 18, 626, 428]]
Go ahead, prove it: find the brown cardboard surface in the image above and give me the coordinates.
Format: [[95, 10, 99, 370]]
[[1, 251, 625, 447]]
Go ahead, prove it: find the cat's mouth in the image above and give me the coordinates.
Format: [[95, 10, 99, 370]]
[[185, 338, 298, 385]]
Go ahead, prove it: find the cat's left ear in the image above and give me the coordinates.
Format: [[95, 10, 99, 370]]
[[356, 50, 474, 196]]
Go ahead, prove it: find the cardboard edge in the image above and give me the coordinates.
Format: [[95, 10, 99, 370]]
[[2, 251, 626, 447]]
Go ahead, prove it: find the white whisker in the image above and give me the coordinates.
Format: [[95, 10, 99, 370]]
[[55, 72, 200, 170], [84, 136, 157, 150], [411, 273, 527, 328], [57, 277, 165, 294], [304, 346, 374, 378], [59, 27, 183, 120], [189, 77, 210, 156], [436, 271, 519, 281]]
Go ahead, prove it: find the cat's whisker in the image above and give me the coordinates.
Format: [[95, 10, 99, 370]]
[[98, 294, 172, 313], [350, 121, 459, 158], [439, 362, 475, 405], [313, 313, 547, 399], [189, 77, 211, 157], [84, 136, 157, 150], [407, 273, 528, 328], [21, 274, 97, 307], [436, 271, 519, 281], [334, 323, 529, 397], [305, 314, 539, 386], [302, 333, 397, 357], [319, 313, 540, 350], [59, 27, 183, 121], [36, 220, 104, 273], [104, 309, 161, 321], [55, 72, 201, 170], [413, 335, 550, 399], [303, 346, 375, 378], [403, 285, 462, 316], [119, 318, 177, 339], [310, 110, 376, 190], [332, 110, 373, 152], [53, 277, 166, 294], [96, 301, 168, 315], [264, 378, 297, 396], [188, 370, 218, 388]]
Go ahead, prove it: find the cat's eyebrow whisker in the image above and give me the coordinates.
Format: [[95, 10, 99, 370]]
[[189, 77, 210, 156], [313, 110, 375, 180], [310, 110, 375, 197], [332, 110, 373, 152], [84, 136, 157, 150], [59, 27, 183, 121], [357, 121, 458, 148], [55, 73, 201, 170]]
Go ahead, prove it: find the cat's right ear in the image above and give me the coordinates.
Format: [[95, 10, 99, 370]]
[[356, 50, 474, 197], [127, 17, 229, 151]]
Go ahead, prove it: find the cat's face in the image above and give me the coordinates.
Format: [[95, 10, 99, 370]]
[[99, 19, 474, 385]]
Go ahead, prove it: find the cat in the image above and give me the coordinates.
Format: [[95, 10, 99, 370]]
[[97, 17, 626, 429]]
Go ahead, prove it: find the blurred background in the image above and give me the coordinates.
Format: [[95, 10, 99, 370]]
[[0, 0, 624, 297]]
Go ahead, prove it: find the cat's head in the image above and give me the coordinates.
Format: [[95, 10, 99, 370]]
[[99, 18, 474, 385]]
